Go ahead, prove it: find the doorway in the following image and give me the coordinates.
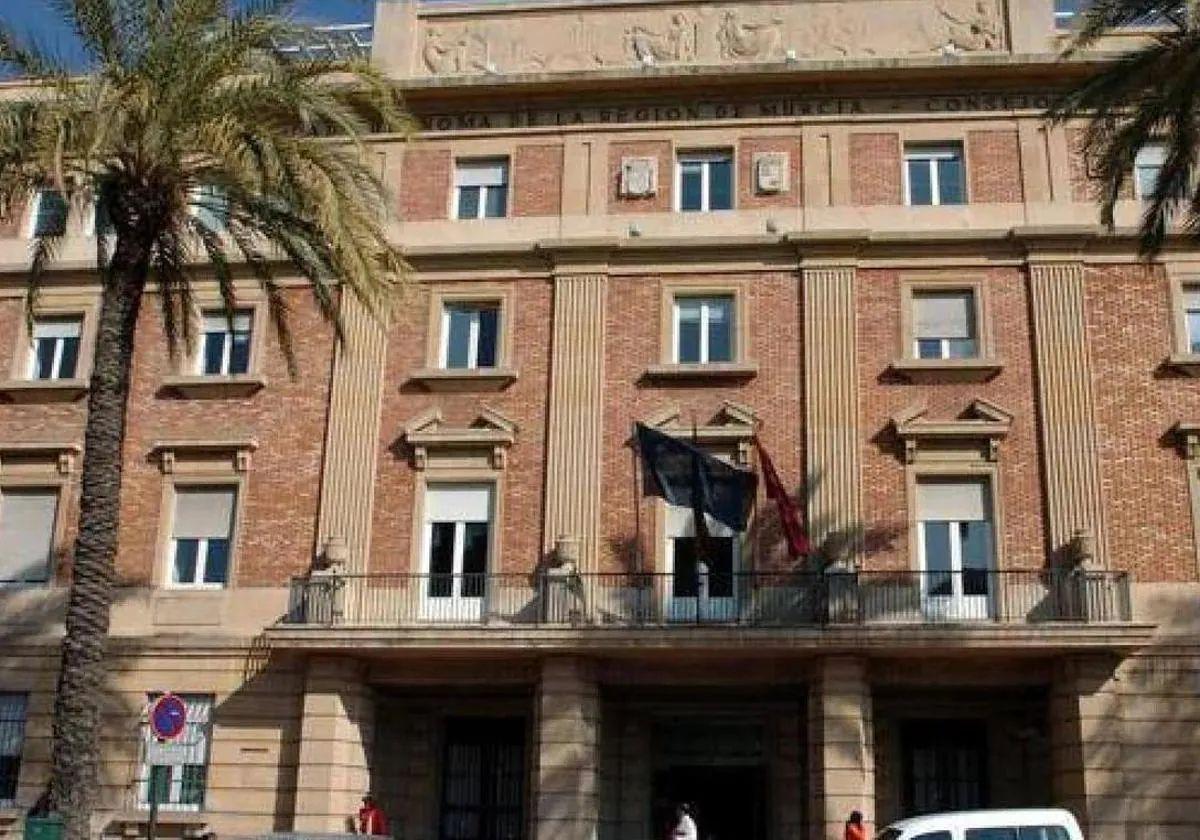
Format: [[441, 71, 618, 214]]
[[652, 765, 767, 840], [901, 719, 988, 815], [438, 717, 525, 840]]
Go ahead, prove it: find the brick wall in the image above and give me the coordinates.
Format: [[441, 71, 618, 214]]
[[370, 277, 552, 574], [857, 267, 1047, 572], [737, 136, 802, 210], [398, 146, 452, 221], [607, 140, 672, 214], [513, 144, 564, 217], [849, 133, 902, 206], [0, 198, 26, 238], [968, 130, 1024, 203], [1086, 263, 1200, 582], [1068, 128, 1134, 203]]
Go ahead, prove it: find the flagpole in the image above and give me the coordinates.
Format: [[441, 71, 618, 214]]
[[630, 422, 643, 574]]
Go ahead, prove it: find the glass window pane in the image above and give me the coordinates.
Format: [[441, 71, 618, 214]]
[[937, 156, 966, 204], [34, 191, 68, 237], [707, 537, 734, 597], [947, 337, 978, 358], [229, 331, 251, 375], [961, 521, 992, 596], [708, 159, 733, 210], [1188, 311, 1200, 353], [1136, 165, 1161, 199], [202, 539, 229, 585], [428, 521, 455, 597], [922, 521, 953, 595], [908, 159, 933, 205], [672, 537, 698, 597], [173, 539, 199, 585], [445, 307, 474, 369], [680, 164, 703, 211], [676, 300, 702, 363], [33, 340, 57, 380], [148, 765, 172, 805], [476, 307, 498, 368], [706, 298, 733, 362], [966, 829, 1018, 840], [57, 337, 80, 378], [484, 186, 507, 218], [916, 338, 943, 359], [461, 521, 488, 597], [180, 764, 207, 806], [201, 332, 225, 375], [457, 186, 480, 219]]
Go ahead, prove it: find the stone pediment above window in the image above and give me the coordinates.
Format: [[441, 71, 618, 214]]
[[0, 440, 81, 476], [151, 437, 258, 474], [891, 398, 1012, 463], [403, 406, 517, 470], [643, 400, 757, 465]]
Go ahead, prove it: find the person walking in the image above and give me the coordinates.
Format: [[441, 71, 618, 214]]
[[358, 794, 389, 836], [845, 810, 867, 840], [671, 802, 698, 840]]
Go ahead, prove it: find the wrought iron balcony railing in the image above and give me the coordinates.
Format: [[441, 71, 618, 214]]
[[283, 569, 1133, 628]]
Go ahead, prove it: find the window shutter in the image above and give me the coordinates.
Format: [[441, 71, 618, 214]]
[[173, 487, 236, 539], [0, 489, 58, 582], [0, 693, 27, 757], [32, 317, 82, 340], [455, 161, 507, 188], [425, 484, 492, 522], [917, 479, 990, 522], [914, 292, 974, 339]]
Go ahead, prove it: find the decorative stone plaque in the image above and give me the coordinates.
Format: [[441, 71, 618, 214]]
[[620, 157, 659, 197], [753, 152, 789, 194]]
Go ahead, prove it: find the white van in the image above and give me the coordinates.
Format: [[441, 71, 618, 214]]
[[875, 808, 1085, 840]]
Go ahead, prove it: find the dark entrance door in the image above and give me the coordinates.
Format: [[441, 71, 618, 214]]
[[652, 765, 767, 840], [902, 719, 988, 815], [439, 717, 526, 840]]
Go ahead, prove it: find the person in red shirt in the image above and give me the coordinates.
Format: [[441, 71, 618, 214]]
[[357, 794, 388, 836], [845, 810, 868, 840]]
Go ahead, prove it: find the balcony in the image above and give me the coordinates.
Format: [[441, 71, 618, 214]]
[[281, 568, 1133, 629]]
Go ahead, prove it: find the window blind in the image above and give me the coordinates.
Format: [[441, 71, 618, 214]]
[[914, 292, 974, 339], [0, 489, 58, 582], [425, 484, 492, 522], [917, 479, 990, 522], [455, 161, 507, 188], [32, 317, 82, 340], [172, 487, 235, 539]]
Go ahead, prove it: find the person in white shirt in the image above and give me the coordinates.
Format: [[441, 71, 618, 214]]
[[671, 803, 698, 840]]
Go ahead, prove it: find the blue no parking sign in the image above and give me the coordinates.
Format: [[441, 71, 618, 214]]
[[148, 693, 188, 741]]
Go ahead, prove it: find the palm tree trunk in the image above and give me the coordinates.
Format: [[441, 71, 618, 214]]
[[50, 244, 148, 840]]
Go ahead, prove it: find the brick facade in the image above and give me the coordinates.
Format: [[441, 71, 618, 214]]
[[967, 130, 1025, 204], [513, 144, 565, 217], [398, 146, 452, 221], [848, 132, 902, 206], [737, 136, 803, 210], [607, 140, 672, 213]]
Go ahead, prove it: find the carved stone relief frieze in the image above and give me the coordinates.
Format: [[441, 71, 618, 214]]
[[416, 0, 1008, 77]]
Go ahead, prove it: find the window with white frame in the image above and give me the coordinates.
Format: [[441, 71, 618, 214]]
[[913, 290, 978, 359], [27, 315, 83, 380], [916, 478, 995, 613], [676, 151, 734, 212], [905, 144, 966, 206], [0, 487, 59, 585], [665, 505, 737, 604], [1134, 143, 1166, 200], [423, 484, 492, 609], [139, 693, 212, 810], [673, 295, 734, 364], [198, 310, 252, 376], [189, 185, 230, 232], [454, 159, 508, 220], [0, 693, 27, 807], [169, 486, 236, 588], [440, 302, 499, 369], [1184, 286, 1200, 354], [28, 189, 68, 238]]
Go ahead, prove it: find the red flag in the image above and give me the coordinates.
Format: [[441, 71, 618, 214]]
[[753, 437, 810, 558]]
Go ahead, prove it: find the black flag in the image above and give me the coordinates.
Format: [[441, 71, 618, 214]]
[[634, 423, 757, 532]]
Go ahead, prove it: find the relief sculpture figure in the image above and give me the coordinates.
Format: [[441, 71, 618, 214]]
[[716, 11, 784, 61], [934, 0, 1004, 51], [626, 14, 696, 65]]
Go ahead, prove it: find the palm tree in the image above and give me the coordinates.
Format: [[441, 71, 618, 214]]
[[1051, 0, 1199, 255], [0, 2, 408, 836]]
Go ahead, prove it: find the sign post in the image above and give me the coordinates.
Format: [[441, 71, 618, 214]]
[[146, 694, 188, 840]]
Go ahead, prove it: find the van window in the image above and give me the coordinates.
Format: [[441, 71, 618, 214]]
[[913, 833, 952, 840], [1019, 829, 1070, 840], [875, 831, 902, 840], [966, 830, 1017, 840]]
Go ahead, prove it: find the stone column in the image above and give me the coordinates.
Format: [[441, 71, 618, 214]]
[[1050, 655, 1125, 840], [795, 233, 867, 559], [316, 293, 390, 572], [294, 657, 376, 832], [541, 242, 614, 570], [809, 657, 874, 840], [1022, 241, 1108, 562], [535, 657, 600, 840]]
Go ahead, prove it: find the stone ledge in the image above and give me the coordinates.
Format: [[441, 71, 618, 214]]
[[158, 373, 266, 399], [642, 361, 759, 381], [887, 357, 1005, 383], [0, 377, 88, 403], [1165, 354, 1200, 378], [407, 367, 519, 391]]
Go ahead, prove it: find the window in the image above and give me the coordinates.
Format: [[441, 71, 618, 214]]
[[1134, 143, 1166, 200], [665, 503, 739, 622], [169, 486, 236, 588], [1054, 0, 1172, 29], [439, 718, 526, 840], [673, 296, 734, 364], [27, 316, 83, 380], [422, 484, 492, 619], [189, 185, 229, 232], [1018, 828, 1070, 840], [1183, 286, 1200, 354], [905, 145, 966, 206], [139, 693, 212, 810], [440, 303, 499, 370], [913, 291, 978, 359], [29, 189, 68, 237], [903, 719, 987, 815], [911, 834, 952, 840], [676, 152, 733, 212], [917, 479, 995, 619], [0, 488, 59, 585], [454, 159, 508, 219], [198, 310, 252, 376], [966, 830, 1018, 840], [0, 694, 27, 807]]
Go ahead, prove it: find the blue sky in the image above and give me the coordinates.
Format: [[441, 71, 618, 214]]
[[1, 1, 376, 70]]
